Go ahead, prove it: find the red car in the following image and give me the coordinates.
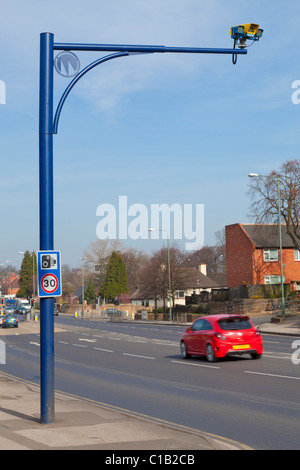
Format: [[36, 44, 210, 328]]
[[180, 314, 263, 362]]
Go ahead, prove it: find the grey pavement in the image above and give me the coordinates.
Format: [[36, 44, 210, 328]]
[[0, 315, 299, 451], [258, 315, 300, 336], [0, 373, 247, 451]]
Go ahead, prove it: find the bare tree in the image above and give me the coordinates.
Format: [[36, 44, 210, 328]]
[[248, 159, 300, 250], [137, 246, 188, 312], [83, 239, 147, 293], [83, 239, 125, 287], [138, 254, 166, 312], [184, 243, 225, 275], [214, 228, 226, 273], [61, 265, 81, 300], [121, 248, 148, 292]]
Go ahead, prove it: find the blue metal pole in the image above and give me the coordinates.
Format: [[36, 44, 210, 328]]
[[53, 43, 247, 56], [39, 32, 55, 424], [53, 52, 130, 134]]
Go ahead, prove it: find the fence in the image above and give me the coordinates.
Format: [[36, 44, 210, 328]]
[[209, 298, 300, 317], [61, 298, 300, 323]]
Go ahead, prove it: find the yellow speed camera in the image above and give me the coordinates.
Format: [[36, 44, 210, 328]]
[[231, 23, 263, 41]]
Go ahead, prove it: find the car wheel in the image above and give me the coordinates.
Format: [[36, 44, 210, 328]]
[[251, 352, 261, 360], [206, 344, 217, 363], [180, 341, 190, 359]]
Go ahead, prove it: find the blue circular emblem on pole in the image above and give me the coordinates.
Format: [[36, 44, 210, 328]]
[[54, 51, 80, 77]]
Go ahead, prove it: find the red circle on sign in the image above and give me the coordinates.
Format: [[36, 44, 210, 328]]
[[41, 273, 59, 293]]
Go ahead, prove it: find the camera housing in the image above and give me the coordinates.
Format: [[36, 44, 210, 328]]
[[41, 254, 57, 269], [230, 23, 263, 48]]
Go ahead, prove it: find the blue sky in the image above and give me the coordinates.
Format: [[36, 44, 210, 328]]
[[1, 0, 300, 268]]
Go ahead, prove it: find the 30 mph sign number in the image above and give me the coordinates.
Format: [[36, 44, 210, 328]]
[[41, 274, 59, 294]]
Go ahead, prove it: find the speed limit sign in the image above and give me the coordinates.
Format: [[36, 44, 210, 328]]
[[37, 250, 62, 298], [41, 273, 59, 294]]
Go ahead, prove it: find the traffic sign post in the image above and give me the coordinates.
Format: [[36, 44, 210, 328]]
[[37, 250, 61, 424], [39, 33, 55, 425]]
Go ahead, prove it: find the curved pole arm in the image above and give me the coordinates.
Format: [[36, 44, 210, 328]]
[[53, 51, 131, 134]]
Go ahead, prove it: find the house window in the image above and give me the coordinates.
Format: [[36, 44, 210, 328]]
[[295, 249, 300, 261], [265, 275, 280, 285], [264, 249, 278, 262], [175, 291, 185, 298]]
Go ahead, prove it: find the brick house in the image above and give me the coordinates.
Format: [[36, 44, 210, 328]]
[[9, 274, 20, 297], [1, 273, 20, 297], [225, 223, 300, 289]]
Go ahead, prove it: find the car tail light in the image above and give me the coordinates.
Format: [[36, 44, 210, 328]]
[[254, 330, 260, 337], [215, 332, 226, 340]]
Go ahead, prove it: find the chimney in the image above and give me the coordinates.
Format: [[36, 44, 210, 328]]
[[197, 264, 207, 276]]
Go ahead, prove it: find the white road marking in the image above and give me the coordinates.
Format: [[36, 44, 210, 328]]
[[171, 360, 220, 369], [262, 354, 291, 360], [93, 347, 114, 353], [245, 370, 300, 381], [122, 353, 155, 360]]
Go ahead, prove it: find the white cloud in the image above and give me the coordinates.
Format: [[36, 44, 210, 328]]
[[0, 0, 227, 113]]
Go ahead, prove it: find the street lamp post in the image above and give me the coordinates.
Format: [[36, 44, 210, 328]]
[[248, 173, 285, 318], [38, 30, 255, 424], [148, 228, 172, 321], [79, 257, 87, 317], [5, 261, 10, 297], [0, 264, 3, 299]]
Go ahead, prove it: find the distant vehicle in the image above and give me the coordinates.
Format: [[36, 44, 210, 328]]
[[15, 299, 31, 311], [2, 314, 18, 328], [103, 308, 126, 316], [3, 306, 15, 315], [180, 314, 263, 362], [54, 308, 58, 316], [15, 306, 27, 315], [103, 308, 119, 314]]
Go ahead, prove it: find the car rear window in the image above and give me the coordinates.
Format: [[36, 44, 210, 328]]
[[218, 317, 252, 330]]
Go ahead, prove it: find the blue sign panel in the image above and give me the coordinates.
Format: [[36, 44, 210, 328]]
[[37, 251, 62, 298]]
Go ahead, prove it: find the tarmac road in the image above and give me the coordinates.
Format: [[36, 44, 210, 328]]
[[1, 315, 300, 450]]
